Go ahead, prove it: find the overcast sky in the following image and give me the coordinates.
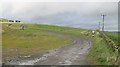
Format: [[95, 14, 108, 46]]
[[0, 1, 119, 31]]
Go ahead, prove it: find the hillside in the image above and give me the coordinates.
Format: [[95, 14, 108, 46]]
[[2, 22, 119, 65], [105, 32, 119, 44], [0, 18, 8, 22]]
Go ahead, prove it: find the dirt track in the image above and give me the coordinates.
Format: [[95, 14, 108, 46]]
[[8, 30, 93, 65]]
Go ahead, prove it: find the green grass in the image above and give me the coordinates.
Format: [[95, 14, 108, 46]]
[[28, 24, 88, 36], [105, 32, 120, 45], [2, 23, 119, 65], [0, 18, 8, 22], [2, 23, 73, 61], [88, 31, 119, 65]]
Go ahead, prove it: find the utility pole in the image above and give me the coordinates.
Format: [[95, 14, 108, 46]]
[[101, 14, 106, 31], [99, 22, 100, 31]]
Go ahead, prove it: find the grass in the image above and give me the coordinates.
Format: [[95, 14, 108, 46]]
[[105, 32, 120, 45], [28, 24, 88, 37], [88, 31, 119, 65], [2, 23, 73, 62], [2, 22, 119, 65], [0, 18, 8, 22]]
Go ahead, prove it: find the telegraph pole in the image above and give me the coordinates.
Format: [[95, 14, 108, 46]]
[[101, 14, 106, 31], [99, 22, 100, 31]]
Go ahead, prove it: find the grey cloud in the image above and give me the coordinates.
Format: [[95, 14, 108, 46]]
[[1, 2, 118, 31]]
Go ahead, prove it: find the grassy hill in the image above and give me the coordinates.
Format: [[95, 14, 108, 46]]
[[2, 23, 88, 63], [105, 32, 119, 45], [2, 22, 119, 65], [0, 18, 8, 22], [28, 24, 88, 36], [2, 23, 72, 62]]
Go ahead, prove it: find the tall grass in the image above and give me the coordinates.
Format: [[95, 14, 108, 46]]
[[105, 32, 119, 44], [88, 31, 119, 65]]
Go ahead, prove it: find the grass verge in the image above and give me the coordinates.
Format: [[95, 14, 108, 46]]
[[88, 31, 119, 65]]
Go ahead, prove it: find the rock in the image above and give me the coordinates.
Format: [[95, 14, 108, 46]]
[[23, 55, 31, 58]]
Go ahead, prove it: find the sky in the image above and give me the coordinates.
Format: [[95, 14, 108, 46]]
[[0, 0, 119, 31]]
